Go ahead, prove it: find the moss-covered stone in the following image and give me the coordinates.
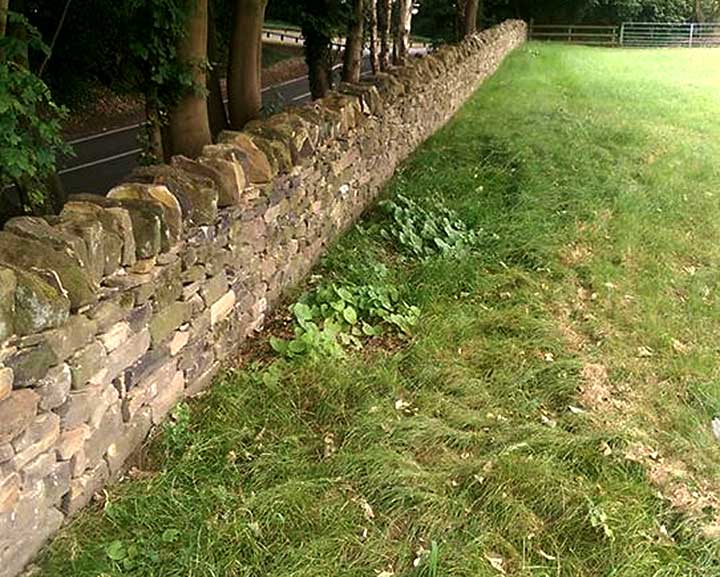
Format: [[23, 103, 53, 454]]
[[6, 341, 58, 388], [0, 232, 97, 310], [149, 301, 191, 346], [54, 216, 106, 284], [4, 216, 88, 271], [66, 195, 137, 267], [0, 267, 16, 341], [113, 199, 165, 258], [13, 269, 71, 335]]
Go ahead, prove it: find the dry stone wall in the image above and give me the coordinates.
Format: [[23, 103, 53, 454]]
[[0, 20, 526, 577]]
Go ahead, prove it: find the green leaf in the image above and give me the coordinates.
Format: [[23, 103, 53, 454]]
[[343, 306, 358, 325], [269, 337, 288, 354], [293, 302, 314, 322], [106, 540, 127, 561], [162, 529, 181, 543]]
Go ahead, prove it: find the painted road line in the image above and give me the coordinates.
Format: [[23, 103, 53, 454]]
[[58, 148, 143, 175]]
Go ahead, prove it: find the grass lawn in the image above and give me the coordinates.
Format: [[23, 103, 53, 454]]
[[40, 43, 720, 576], [261, 44, 303, 69]]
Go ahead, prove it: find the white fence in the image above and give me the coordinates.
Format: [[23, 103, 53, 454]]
[[530, 21, 720, 48]]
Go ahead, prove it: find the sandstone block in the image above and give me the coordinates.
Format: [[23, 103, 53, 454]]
[[55, 424, 91, 461], [130, 164, 218, 226], [213, 133, 274, 183], [69, 341, 107, 388], [12, 413, 60, 470], [108, 184, 183, 248], [149, 302, 191, 346], [5, 341, 57, 388], [210, 290, 236, 328], [106, 408, 152, 477], [62, 460, 108, 517], [0, 367, 12, 402], [36, 363, 71, 411], [98, 321, 132, 353], [150, 370, 184, 425]]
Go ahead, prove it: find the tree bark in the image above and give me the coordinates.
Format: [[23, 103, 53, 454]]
[[228, 0, 266, 129], [0, 0, 10, 39], [394, 0, 412, 65], [303, 23, 333, 99], [145, 93, 165, 163], [367, 0, 380, 74], [463, 0, 479, 37], [378, 0, 392, 71], [166, 0, 212, 158], [206, 0, 227, 138], [342, 0, 364, 82]]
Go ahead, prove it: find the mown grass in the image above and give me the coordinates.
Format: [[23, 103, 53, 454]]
[[40, 43, 720, 576]]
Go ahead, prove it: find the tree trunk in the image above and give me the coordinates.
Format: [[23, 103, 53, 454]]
[[394, 0, 412, 65], [463, 0, 479, 37], [303, 24, 333, 99], [206, 0, 227, 138], [166, 0, 212, 158], [228, 0, 266, 129], [378, 0, 392, 71], [342, 0, 364, 83], [0, 0, 9, 38], [368, 0, 380, 74]]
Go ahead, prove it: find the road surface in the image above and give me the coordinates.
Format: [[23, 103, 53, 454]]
[[57, 70, 325, 195]]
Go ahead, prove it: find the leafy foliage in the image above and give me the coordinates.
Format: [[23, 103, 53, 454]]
[[0, 12, 70, 210], [379, 193, 480, 258], [270, 279, 420, 359]]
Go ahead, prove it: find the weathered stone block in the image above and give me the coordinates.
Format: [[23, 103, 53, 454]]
[[62, 460, 108, 517], [98, 321, 132, 353], [102, 328, 151, 386], [55, 213, 106, 283], [42, 314, 97, 362], [11, 412, 60, 469], [55, 388, 96, 429], [210, 290, 236, 328], [36, 363, 71, 411], [200, 272, 229, 307], [0, 471, 19, 513], [0, 232, 97, 310], [153, 259, 182, 309], [44, 460, 71, 506], [150, 370, 184, 424], [21, 450, 56, 485], [130, 164, 219, 226], [106, 408, 152, 477], [108, 183, 183, 248], [196, 150, 247, 207], [0, 367, 12, 402], [149, 301, 191, 346], [5, 341, 57, 388], [3, 216, 88, 269], [55, 424, 91, 461], [213, 134, 274, 183], [0, 268, 16, 342], [84, 404, 123, 464], [69, 341, 107, 388]]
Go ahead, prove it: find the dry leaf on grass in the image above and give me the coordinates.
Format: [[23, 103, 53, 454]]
[[485, 553, 506, 574]]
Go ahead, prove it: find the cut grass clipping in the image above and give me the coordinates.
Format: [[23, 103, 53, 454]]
[[40, 43, 720, 577]]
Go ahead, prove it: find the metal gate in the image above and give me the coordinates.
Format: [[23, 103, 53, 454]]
[[529, 21, 720, 48], [620, 22, 720, 47]]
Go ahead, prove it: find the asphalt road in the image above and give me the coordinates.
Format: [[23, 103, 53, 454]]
[[57, 70, 323, 195]]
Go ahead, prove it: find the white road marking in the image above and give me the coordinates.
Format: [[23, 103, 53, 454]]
[[58, 148, 143, 175]]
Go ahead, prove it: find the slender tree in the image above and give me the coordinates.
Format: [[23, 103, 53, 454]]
[[227, 0, 267, 129], [342, 0, 364, 82], [368, 0, 380, 74], [296, 0, 344, 99], [0, 0, 8, 37], [378, 0, 392, 70], [457, 0, 479, 39], [206, 0, 228, 137], [165, 0, 212, 158], [394, 0, 413, 65]]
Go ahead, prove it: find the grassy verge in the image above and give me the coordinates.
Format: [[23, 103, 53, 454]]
[[40, 43, 720, 577]]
